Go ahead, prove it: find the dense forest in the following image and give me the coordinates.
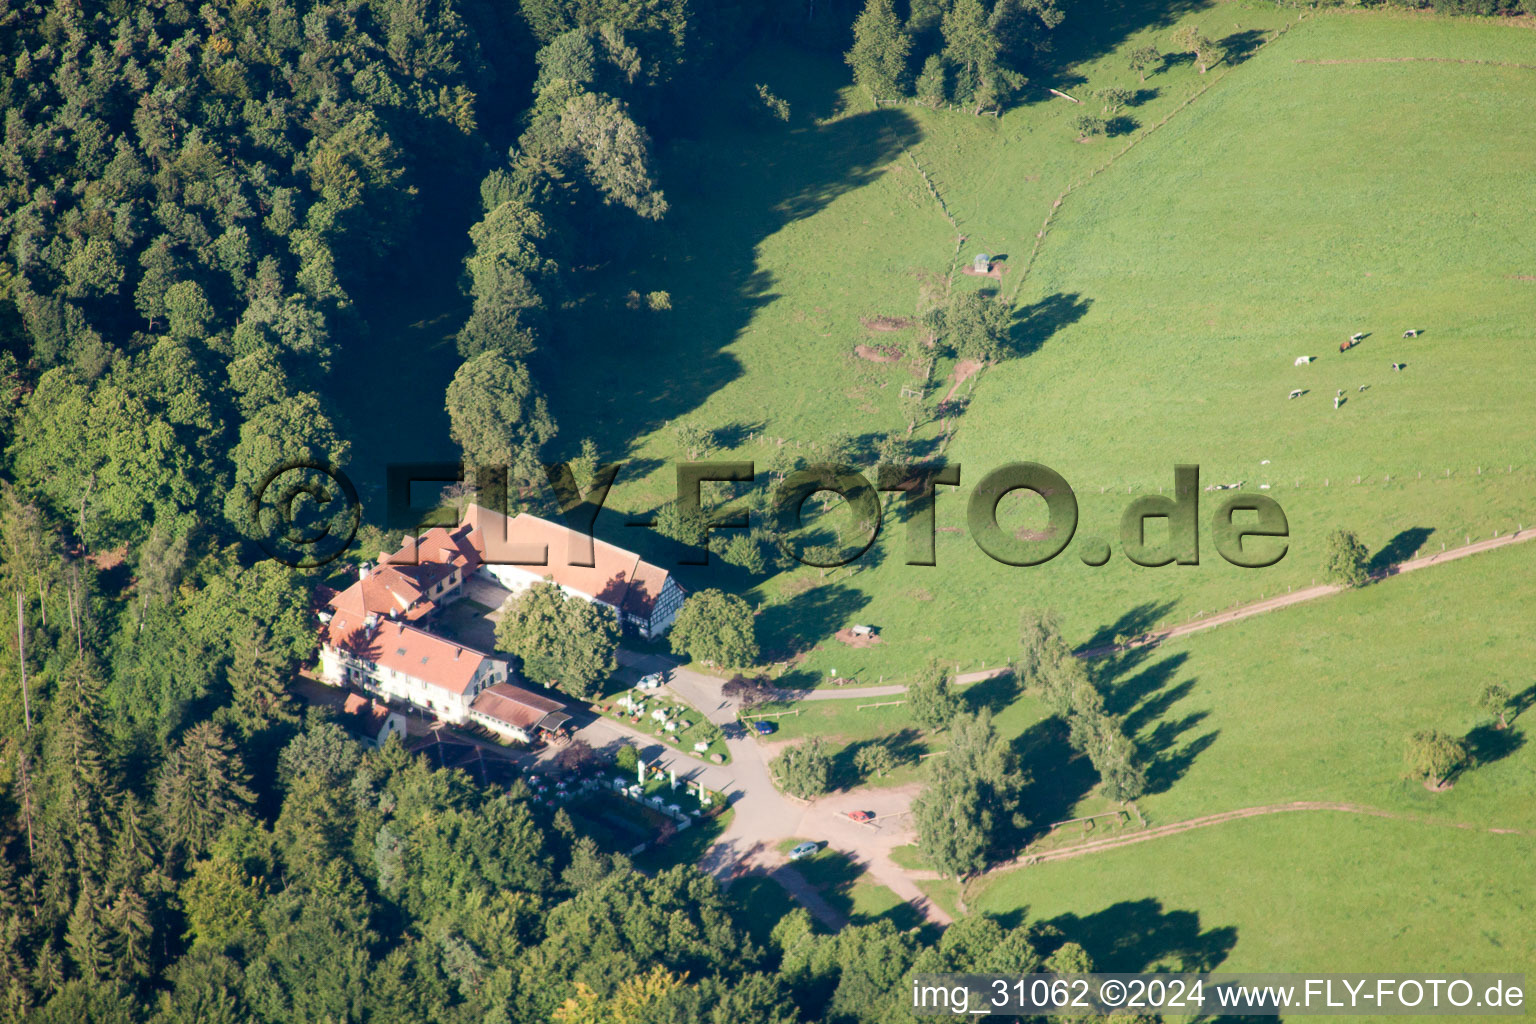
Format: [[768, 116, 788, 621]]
[[0, 0, 1100, 1020]]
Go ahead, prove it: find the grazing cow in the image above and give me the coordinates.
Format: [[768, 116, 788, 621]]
[[1288, 389, 1303, 399], [1359, 385, 1368, 392], [1391, 362, 1403, 371], [1340, 339, 1354, 353], [1403, 329, 1420, 338], [1336, 389, 1344, 397], [1294, 356, 1314, 366], [1334, 396, 1344, 409], [1350, 332, 1366, 342]]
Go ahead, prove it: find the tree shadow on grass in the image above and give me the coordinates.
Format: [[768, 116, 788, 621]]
[[1040, 898, 1239, 972], [712, 421, 766, 451], [1103, 651, 1189, 721], [1100, 648, 1216, 797], [963, 672, 1021, 717], [1123, 677, 1196, 739], [1369, 526, 1434, 575], [1220, 29, 1268, 67], [543, 58, 926, 469], [728, 874, 799, 947], [756, 582, 872, 683], [1142, 716, 1219, 795], [1105, 115, 1139, 138], [1008, 292, 1093, 359], [1014, 717, 1099, 840], [1464, 723, 1526, 768], [854, 894, 929, 934], [794, 849, 865, 921], [1082, 600, 1180, 655], [832, 728, 926, 789], [1511, 682, 1536, 724], [1032, 0, 1215, 99]]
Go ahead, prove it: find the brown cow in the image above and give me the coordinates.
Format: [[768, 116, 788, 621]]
[[1339, 338, 1354, 353]]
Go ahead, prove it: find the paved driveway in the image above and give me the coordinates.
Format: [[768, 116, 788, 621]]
[[617, 649, 952, 926]]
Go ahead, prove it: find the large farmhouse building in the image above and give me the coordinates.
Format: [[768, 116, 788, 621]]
[[462, 503, 685, 640], [316, 504, 681, 725]]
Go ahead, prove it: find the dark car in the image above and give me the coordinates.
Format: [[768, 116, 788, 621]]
[[754, 720, 776, 735]]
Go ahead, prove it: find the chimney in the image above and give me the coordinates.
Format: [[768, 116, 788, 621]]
[[454, 647, 461, 660], [359, 561, 371, 580]]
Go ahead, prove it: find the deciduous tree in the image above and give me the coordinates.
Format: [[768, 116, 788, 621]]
[[494, 581, 619, 699], [1128, 44, 1160, 82], [446, 351, 557, 489], [1404, 730, 1466, 788], [913, 711, 1026, 878], [772, 739, 832, 799], [908, 658, 961, 732], [1476, 683, 1513, 729], [669, 590, 758, 668], [1324, 528, 1371, 588], [853, 742, 897, 779], [935, 290, 1012, 361]]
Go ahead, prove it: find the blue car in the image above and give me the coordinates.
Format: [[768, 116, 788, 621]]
[[754, 721, 776, 735]]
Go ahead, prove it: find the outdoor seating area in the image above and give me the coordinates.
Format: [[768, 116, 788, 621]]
[[598, 690, 730, 764]]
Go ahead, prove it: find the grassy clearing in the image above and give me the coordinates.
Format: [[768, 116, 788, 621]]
[[972, 812, 1536, 985], [916, 878, 964, 922], [959, 542, 1536, 979], [549, 10, 1536, 691], [1080, 540, 1536, 831]]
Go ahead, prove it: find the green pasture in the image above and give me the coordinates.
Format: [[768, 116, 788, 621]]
[[1090, 539, 1536, 831], [972, 812, 1536, 1000], [541, 9, 1536, 688]]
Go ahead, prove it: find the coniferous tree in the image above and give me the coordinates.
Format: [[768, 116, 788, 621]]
[[106, 792, 161, 895], [846, 0, 913, 102], [155, 723, 255, 864], [64, 882, 111, 985], [916, 53, 948, 106], [108, 884, 153, 982], [226, 626, 299, 741], [30, 939, 64, 1003], [40, 700, 114, 890]]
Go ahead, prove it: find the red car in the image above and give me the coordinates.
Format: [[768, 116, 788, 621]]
[[847, 810, 874, 822]]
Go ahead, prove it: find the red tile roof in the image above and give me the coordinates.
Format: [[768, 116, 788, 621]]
[[382, 523, 482, 572], [469, 682, 572, 733], [340, 693, 395, 739], [325, 616, 492, 695], [460, 505, 674, 618], [328, 563, 449, 622]]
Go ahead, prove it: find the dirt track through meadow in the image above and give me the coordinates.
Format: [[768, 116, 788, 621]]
[[984, 801, 1536, 875]]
